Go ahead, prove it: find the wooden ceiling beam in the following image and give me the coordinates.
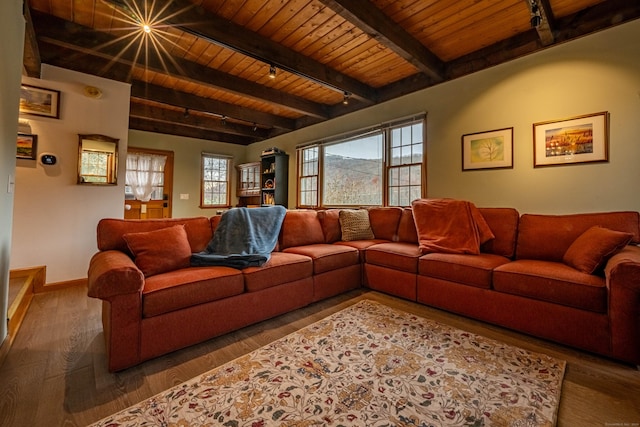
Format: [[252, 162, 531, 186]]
[[31, 11, 329, 120], [108, 0, 377, 104], [552, 0, 640, 43], [381, 1, 640, 100], [129, 102, 270, 140], [35, 40, 297, 131], [22, 3, 41, 77], [129, 117, 255, 145], [130, 81, 296, 131], [317, 0, 444, 83]]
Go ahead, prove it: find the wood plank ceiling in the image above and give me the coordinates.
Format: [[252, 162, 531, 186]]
[[23, 0, 640, 145]]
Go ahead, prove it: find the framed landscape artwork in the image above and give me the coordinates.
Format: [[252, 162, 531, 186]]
[[19, 84, 60, 119], [462, 127, 513, 170], [533, 111, 608, 167], [17, 133, 37, 160]]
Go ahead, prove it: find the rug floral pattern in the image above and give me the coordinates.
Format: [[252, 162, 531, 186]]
[[91, 300, 565, 426]]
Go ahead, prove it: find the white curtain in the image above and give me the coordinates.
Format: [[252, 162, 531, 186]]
[[126, 153, 166, 202]]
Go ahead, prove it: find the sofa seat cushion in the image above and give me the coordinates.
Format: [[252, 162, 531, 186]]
[[335, 239, 390, 260], [493, 260, 606, 313], [284, 244, 359, 274], [142, 267, 244, 318], [365, 242, 422, 273], [242, 252, 313, 292], [419, 253, 511, 289]]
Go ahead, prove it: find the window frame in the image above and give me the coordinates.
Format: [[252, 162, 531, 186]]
[[200, 152, 232, 209], [297, 114, 426, 208]]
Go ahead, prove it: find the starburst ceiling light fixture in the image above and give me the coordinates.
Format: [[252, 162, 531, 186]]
[[99, 0, 194, 78], [530, 0, 542, 28]]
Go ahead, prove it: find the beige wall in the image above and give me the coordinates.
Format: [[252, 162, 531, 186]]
[[247, 20, 640, 214], [11, 65, 131, 283], [0, 0, 25, 345], [127, 130, 248, 218]]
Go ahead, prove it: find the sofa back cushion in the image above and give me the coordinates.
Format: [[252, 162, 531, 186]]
[[516, 211, 640, 262], [279, 210, 325, 249], [397, 208, 418, 243], [368, 207, 403, 241], [97, 217, 212, 256], [318, 209, 342, 243], [478, 208, 520, 258]]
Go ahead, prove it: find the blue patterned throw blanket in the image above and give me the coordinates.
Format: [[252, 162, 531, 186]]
[[191, 206, 286, 269]]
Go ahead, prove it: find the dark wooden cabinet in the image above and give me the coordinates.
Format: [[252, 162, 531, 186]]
[[260, 152, 288, 207], [236, 162, 261, 207]]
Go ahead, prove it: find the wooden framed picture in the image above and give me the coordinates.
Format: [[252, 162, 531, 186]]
[[462, 127, 513, 170], [19, 84, 60, 119], [533, 111, 608, 167], [17, 133, 38, 160]]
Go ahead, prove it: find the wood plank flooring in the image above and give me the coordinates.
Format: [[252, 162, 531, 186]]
[[0, 286, 639, 426]]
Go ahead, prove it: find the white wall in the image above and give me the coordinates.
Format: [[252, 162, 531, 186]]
[[247, 20, 640, 214], [128, 130, 248, 218], [1, 0, 25, 345], [11, 66, 130, 284]]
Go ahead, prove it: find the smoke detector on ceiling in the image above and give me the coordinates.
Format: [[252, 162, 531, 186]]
[[83, 85, 103, 99]]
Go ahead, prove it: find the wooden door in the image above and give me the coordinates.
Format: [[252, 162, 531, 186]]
[[124, 148, 174, 219]]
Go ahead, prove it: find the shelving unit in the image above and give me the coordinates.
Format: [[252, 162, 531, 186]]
[[260, 152, 288, 207]]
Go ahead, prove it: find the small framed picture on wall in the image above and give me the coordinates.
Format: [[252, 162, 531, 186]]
[[17, 133, 38, 160], [462, 127, 514, 171], [19, 84, 61, 119]]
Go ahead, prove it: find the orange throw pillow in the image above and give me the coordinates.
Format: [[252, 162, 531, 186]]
[[563, 226, 632, 274], [123, 225, 192, 277]]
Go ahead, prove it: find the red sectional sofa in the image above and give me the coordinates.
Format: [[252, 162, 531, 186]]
[[87, 206, 640, 371]]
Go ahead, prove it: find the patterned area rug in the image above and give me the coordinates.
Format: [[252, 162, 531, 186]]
[[91, 300, 565, 426]]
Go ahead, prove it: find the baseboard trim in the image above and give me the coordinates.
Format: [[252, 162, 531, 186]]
[[40, 277, 87, 292]]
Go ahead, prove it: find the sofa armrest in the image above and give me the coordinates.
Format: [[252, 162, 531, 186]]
[[604, 245, 640, 364], [87, 250, 145, 300]]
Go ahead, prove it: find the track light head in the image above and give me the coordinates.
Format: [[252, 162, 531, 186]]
[[269, 65, 277, 79], [530, 0, 542, 28]]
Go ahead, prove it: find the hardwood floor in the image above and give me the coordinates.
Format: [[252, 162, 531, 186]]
[[0, 286, 639, 426]]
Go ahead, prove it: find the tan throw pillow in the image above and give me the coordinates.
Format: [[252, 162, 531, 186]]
[[339, 209, 375, 241], [123, 225, 192, 277], [563, 226, 632, 274]]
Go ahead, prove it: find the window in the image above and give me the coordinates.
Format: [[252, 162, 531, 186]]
[[125, 153, 166, 201], [297, 115, 425, 207], [388, 121, 424, 206], [80, 150, 114, 184], [323, 133, 383, 206], [201, 153, 231, 207], [299, 146, 318, 207]]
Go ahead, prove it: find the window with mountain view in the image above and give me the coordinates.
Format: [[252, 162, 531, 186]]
[[297, 115, 424, 207]]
